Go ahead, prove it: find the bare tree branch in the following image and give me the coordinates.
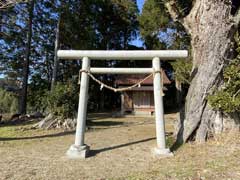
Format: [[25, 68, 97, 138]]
[[0, 31, 10, 37], [164, 0, 182, 22], [0, 0, 27, 9], [234, 7, 240, 26], [164, 0, 191, 33]]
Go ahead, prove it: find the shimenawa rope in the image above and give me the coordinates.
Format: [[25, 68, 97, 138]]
[[78, 69, 165, 96]]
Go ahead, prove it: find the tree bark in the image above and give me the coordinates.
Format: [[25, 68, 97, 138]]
[[166, 0, 240, 143], [51, 17, 60, 90], [19, 0, 34, 114], [175, 80, 182, 109]]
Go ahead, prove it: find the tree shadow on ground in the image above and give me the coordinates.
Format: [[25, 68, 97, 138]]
[[0, 130, 75, 141], [0, 119, 37, 127], [88, 132, 176, 157], [164, 108, 179, 115], [170, 106, 186, 152], [88, 137, 156, 157], [170, 141, 183, 152], [87, 113, 115, 121], [86, 120, 124, 126]]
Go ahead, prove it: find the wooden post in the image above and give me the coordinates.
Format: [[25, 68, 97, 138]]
[[66, 57, 90, 158], [152, 57, 172, 156]]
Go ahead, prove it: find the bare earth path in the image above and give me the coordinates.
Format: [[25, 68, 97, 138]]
[[0, 113, 240, 180]]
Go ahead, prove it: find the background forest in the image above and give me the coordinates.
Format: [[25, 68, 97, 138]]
[[0, 0, 190, 115]]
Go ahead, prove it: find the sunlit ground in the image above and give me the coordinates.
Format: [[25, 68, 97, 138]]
[[0, 113, 240, 180]]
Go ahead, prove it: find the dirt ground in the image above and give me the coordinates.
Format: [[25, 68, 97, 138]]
[[0, 113, 240, 180]]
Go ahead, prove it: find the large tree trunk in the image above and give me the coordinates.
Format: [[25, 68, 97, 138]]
[[51, 17, 60, 90], [19, 0, 34, 114], [166, 0, 240, 143]]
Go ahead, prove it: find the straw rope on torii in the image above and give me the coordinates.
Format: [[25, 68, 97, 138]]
[[78, 69, 165, 96]]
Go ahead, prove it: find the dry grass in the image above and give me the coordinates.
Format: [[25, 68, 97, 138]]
[[122, 131, 240, 180], [0, 113, 240, 180]]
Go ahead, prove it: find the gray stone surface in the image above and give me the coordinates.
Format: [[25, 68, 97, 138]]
[[66, 144, 89, 159], [153, 147, 173, 157]]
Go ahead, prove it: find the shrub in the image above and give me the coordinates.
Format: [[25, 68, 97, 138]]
[[27, 75, 49, 113], [0, 88, 18, 114], [46, 82, 79, 118], [208, 59, 240, 113]]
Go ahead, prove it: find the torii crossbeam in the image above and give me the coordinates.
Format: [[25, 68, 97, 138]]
[[57, 50, 188, 159]]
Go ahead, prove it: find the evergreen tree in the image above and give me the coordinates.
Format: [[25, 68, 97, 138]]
[[20, 0, 34, 114], [0, 0, 139, 127]]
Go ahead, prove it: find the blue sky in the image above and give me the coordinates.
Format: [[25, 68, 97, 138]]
[[130, 0, 145, 47], [137, 0, 145, 13], [0, 0, 146, 79]]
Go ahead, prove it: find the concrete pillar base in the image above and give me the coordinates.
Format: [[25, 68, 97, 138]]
[[66, 144, 89, 159], [153, 147, 173, 157]]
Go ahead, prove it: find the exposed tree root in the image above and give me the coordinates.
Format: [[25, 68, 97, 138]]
[[33, 113, 76, 130]]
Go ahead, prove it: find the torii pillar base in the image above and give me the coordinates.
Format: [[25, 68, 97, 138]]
[[66, 144, 89, 159], [153, 147, 173, 157]]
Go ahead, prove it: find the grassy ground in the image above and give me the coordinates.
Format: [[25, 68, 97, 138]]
[[0, 113, 240, 180]]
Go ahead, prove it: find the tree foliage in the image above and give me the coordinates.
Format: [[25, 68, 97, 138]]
[[139, 0, 190, 50], [138, 0, 169, 49], [0, 0, 139, 114], [171, 59, 192, 84], [208, 32, 240, 113], [0, 88, 18, 114], [139, 0, 191, 86], [46, 82, 79, 118]]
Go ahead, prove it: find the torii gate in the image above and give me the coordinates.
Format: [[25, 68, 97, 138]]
[[57, 50, 188, 158]]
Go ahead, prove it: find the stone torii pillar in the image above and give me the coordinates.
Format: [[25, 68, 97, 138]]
[[57, 50, 188, 159], [66, 57, 90, 158], [153, 57, 171, 155]]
